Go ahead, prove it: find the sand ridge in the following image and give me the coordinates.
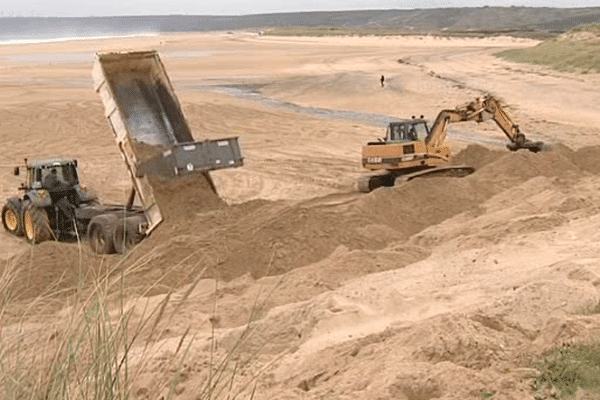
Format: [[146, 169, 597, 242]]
[[7, 144, 599, 301]]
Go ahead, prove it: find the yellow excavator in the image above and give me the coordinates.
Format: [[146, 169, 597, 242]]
[[358, 95, 545, 192]]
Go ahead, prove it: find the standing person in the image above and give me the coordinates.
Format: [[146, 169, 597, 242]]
[[380, 75, 385, 88]]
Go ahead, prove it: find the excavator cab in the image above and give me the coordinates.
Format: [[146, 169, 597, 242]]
[[386, 120, 429, 142]]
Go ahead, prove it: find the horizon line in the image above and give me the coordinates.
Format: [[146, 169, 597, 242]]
[[0, 5, 598, 19]]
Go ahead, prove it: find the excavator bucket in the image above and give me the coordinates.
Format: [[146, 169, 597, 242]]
[[507, 140, 545, 153]]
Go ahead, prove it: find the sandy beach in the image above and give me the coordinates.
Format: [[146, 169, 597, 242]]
[[2, 31, 600, 399]]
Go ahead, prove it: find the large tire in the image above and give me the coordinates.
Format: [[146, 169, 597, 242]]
[[2, 201, 24, 236], [22, 202, 53, 244], [87, 214, 118, 254], [113, 217, 143, 255]]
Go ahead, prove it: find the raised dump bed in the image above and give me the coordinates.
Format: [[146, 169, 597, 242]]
[[92, 50, 243, 236]]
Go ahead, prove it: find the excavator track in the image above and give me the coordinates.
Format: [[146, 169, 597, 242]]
[[358, 165, 475, 193], [393, 165, 475, 185], [357, 172, 395, 193]]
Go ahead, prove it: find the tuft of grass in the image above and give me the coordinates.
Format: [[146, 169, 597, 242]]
[[0, 235, 202, 400], [0, 257, 166, 399], [0, 238, 274, 400], [479, 390, 496, 399], [534, 340, 600, 398], [577, 301, 600, 316], [567, 23, 600, 35]]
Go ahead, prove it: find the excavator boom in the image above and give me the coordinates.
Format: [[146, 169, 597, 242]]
[[425, 95, 544, 153]]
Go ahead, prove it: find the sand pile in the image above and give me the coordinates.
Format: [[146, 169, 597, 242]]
[[8, 143, 598, 300], [450, 143, 505, 170], [120, 144, 586, 290], [475, 147, 583, 182], [5, 242, 109, 305], [144, 142, 600, 280], [570, 145, 600, 174], [122, 174, 493, 291]]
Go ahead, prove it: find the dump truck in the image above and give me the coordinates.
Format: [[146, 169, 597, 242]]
[[2, 157, 150, 253], [1, 50, 243, 254], [358, 95, 544, 192]]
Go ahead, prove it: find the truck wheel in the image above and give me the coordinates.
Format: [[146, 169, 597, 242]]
[[113, 218, 143, 254], [2, 201, 24, 236], [87, 214, 118, 254], [23, 203, 53, 244]]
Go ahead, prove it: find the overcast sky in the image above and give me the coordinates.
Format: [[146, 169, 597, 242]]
[[1, 0, 598, 17]]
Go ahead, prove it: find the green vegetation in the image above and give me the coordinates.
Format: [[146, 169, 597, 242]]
[[534, 340, 600, 399], [496, 24, 600, 73], [263, 26, 550, 39], [0, 250, 187, 400], [577, 301, 600, 316], [568, 24, 600, 35], [264, 26, 417, 37], [479, 390, 496, 399]]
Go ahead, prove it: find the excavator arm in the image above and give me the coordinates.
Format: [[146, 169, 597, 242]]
[[425, 106, 484, 147], [425, 95, 544, 152], [479, 95, 545, 152]]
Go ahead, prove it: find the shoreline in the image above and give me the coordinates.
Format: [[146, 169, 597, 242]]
[[0, 32, 159, 46]]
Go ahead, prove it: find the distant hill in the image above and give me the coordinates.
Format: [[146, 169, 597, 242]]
[[1, 7, 599, 41]]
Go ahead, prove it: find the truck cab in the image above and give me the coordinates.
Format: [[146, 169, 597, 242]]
[[26, 159, 78, 189], [2, 158, 100, 243], [17, 159, 96, 206]]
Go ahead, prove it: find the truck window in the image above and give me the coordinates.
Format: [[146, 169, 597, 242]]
[[61, 164, 78, 186], [29, 168, 40, 185]]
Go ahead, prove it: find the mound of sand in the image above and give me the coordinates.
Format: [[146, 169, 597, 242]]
[[9, 143, 599, 301], [571, 145, 600, 174], [6, 242, 109, 306], [110, 143, 597, 293], [450, 143, 504, 170], [474, 145, 584, 185]]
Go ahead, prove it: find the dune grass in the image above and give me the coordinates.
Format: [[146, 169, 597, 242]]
[[496, 24, 600, 73], [264, 26, 416, 37], [533, 295, 600, 398], [534, 340, 600, 399], [0, 245, 181, 400], [577, 301, 600, 316], [0, 239, 267, 400]]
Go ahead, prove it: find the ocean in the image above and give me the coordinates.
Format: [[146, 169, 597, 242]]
[[0, 32, 159, 46]]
